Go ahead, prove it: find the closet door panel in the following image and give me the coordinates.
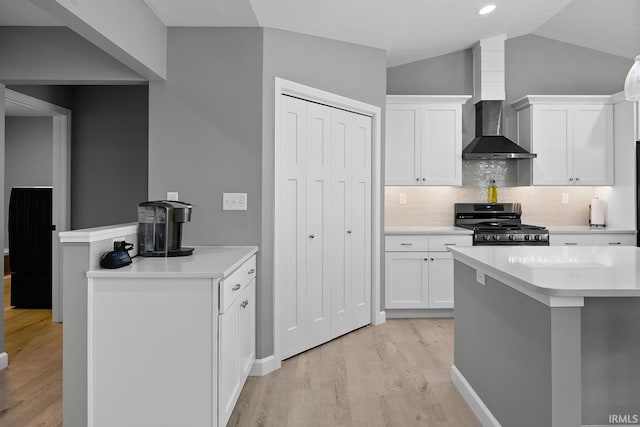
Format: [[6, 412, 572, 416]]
[[279, 95, 307, 359], [330, 108, 353, 338], [305, 103, 332, 348], [350, 114, 372, 328]]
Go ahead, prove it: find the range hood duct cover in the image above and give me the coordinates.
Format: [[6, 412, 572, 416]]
[[462, 101, 537, 160]]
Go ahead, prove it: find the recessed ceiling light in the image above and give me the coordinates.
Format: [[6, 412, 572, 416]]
[[478, 4, 497, 15]]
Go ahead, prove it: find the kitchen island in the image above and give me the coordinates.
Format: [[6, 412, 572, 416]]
[[448, 245, 640, 427], [86, 246, 258, 427]]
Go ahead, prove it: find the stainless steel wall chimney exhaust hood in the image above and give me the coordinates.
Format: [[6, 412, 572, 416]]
[[462, 101, 537, 160]]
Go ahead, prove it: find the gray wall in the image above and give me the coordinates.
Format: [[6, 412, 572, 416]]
[[4, 117, 53, 249], [0, 27, 146, 84], [6, 85, 73, 110], [261, 28, 387, 357], [387, 34, 634, 145], [71, 85, 149, 229]]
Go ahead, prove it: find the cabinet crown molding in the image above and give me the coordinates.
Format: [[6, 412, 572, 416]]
[[386, 95, 471, 104], [512, 94, 615, 110]]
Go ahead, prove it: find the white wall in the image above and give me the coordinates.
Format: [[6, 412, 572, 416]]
[[4, 117, 54, 249]]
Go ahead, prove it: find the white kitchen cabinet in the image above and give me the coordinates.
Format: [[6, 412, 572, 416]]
[[513, 96, 614, 186], [277, 95, 371, 360], [384, 234, 472, 309], [385, 95, 470, 186], [219, 278, 255, 427], [550, 233, 635, 246], [87, 247, 257, 427]]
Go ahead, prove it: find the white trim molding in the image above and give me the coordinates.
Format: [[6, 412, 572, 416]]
[[249, 355, 281, 377], [0, 352, 7, 370], [59, 223, 138, 243], [273, 77, 384, 368], [451, 365, 501, 427], [5, 89, 71, 323]]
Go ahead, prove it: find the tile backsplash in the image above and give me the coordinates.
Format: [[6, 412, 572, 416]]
[[385, 186, 597, 226]]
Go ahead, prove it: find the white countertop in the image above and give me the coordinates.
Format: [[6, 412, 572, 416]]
[[547, 226, 636, 234], [448, 245, 640, 302], [87, 246, 258, 279], [385, 226, 473, 235]]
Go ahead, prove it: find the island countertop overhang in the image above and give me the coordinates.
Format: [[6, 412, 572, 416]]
[[448, 245, 640, 307]]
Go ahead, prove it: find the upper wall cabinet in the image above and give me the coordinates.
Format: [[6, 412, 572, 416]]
[[513, 95, 614, 186], [385, 95, 470, 186]]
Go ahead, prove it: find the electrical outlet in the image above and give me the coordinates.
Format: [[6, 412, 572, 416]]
[[223, 193, 247, 211], [399, 193, 407, 205], [167, 192, 179, 201], [561, 193, 569, 204]]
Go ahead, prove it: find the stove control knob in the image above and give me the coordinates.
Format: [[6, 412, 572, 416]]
[[534, 235, 541, 241], [508, 235, 515, 241], [493, 235, 499, 241], [483, 235, 490, 241], [524, 235, 531, 241]]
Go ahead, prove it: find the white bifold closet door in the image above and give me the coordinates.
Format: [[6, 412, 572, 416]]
[[278, 95, 371, 360]]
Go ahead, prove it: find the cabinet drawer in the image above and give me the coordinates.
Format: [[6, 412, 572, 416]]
[[428, 235, 472, 252], [220, 255, 256, 313], [549, 234, 593, 246], [385, 235, 429, 252], [591, 234, 636, 246]]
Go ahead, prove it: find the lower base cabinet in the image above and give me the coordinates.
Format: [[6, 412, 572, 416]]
[[219, 279, 255, 426], [550, 233, 636, 246], [384, 234, 471, 310]]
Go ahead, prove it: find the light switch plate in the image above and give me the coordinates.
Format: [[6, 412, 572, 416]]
[[561, 193, 569, 204], [399, 193, 407, 205], [223, 193, 247, 211], [167, 192, 179, 201]]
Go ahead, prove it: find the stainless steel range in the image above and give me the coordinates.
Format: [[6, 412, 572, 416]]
[[455, 203, 549, 246]]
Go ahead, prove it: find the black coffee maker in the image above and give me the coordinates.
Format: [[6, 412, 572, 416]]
[[138, 200, 194, 257]]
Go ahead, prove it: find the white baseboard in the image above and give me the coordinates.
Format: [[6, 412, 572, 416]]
[[0, 352, 8, 370], [374, 310, 386, 325], [451, 365, 501, 427], [386, 309, 453, 319], [249, 355, 281, 377]]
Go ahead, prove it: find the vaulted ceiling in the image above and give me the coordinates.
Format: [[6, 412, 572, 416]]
[[2, 0, 638, 67]]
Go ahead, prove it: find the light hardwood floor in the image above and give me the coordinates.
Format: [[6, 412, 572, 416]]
[[0, 276, 478, 427], [229, 318, 480, 427], [0, 276, 62, 427]]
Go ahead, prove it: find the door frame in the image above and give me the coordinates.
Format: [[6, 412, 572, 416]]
[[273, 77, 384, 368], [4, 89, 71, 323]]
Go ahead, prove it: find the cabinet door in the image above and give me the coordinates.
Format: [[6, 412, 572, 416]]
[[571, 105, 613, 185], [219, 298, 240, 427], [532, 105, 571, 185], [421, 104, 462, 185], [428, 252, 454, 309], [239, 280, 256, 379], [385, 104, 421, 185], [384, 252, 429, 309]]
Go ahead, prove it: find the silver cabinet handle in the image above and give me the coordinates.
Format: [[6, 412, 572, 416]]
[[248, 269, 255, 274], [422, 178, 426, 181], [424, 258, 429, 261], [415, 177, 420, 182], [400, 243, 413, 246], [608, 242, 622, 245], [232, 284, 241, 291], [569, 178, 574, 181], [430, 258, 434, 261], [445, 243, 456, 246], [346, 230, 352, 234], [575, 177, 580, 181], [564, 242, 578, 246], [241, 299, 249, 308], [309, 234, 315, 239]]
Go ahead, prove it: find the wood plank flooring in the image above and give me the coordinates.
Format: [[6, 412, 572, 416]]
[[228, 319, 480, 427], [0, 275, 478, 427], [0, 276, 62, 427]]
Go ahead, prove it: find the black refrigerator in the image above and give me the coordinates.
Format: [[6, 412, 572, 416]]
[[8, 186, 52, 308]]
